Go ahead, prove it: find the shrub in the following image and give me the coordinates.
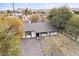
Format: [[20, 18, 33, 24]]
[[0, 15, 23, 56]]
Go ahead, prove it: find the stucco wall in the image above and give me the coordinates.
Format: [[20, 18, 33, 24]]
[[31, 32, 36, 37], [23, 31, 57, 38], [49, 32, 57, 36]]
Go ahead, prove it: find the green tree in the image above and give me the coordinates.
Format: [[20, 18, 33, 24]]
[[0, 15, 23, 56], [48, 6, 72, 32], [65, 14, 79, 40], [7, 10, 11, 14], [30, 14, 39, 23], [24, 8, 32, 15], [73, 10, 79, 15]]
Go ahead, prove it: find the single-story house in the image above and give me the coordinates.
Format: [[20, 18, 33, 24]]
[[12, 13, 22, 17], [22, 15, 31, 23], [23, 22, 58, 38]]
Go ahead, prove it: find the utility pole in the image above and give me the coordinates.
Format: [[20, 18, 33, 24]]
[[12, 3, 15, 16]]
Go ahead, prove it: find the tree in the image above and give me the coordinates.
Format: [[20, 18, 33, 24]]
[[24, 8, 32, 15], [73, 10, 79, 15], [65, 14, 79, 40], [7, 10, 11, 14], [30, 14, 39, 23], [48, 6, 72, 32], [0, 15, 23, 56]]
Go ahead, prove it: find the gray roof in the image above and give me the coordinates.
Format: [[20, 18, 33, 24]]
[[23, 22, 57, 33]]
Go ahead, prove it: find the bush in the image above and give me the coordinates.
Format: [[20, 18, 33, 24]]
[[48, 6, 72, 31], [0, 15, 23, 56]]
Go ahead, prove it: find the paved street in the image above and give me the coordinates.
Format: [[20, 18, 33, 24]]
[[21, 38, 44, 56]]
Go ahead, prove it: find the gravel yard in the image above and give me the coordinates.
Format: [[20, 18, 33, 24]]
[[20, 38, 44, 56], [20, 33, 79, 56], [40, 33, 79, 56]]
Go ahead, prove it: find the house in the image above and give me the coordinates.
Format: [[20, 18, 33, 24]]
[[12, 13, 22, 18], [23, 22, 58, 38], [22, 15, 31, 23]]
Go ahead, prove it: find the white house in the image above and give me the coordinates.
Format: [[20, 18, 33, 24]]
[[23, 22, 58, 38], [12, 13, 22, 17], [22, 15, 31, 23]]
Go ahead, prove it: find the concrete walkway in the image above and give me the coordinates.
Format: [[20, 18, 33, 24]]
[[21, 38, 44, 56]]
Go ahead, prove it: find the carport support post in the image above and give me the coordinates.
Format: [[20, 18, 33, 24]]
[[47, 32, 50, 37], [46, 32, 48, 36]]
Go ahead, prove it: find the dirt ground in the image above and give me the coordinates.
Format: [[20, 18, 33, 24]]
[[21, 33, 79, 56], [40, 33, 79, 56], [21, 38, 44, 56]]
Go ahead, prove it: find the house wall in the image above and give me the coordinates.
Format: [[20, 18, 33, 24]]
[[31, 32, 36, 37], [24, 31, 36, 38], [41, 33, 47, 36], [40, 32, 57, 37], [49, 32, 57, 36], [26, 35, 31, 38], [47, 32, 50, 36], [40, 32, 47, 37], [26, 31, 32, 38], [23, 31, 57, 38]]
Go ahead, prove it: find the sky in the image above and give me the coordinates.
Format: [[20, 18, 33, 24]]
[[0, 3, 79, 10]]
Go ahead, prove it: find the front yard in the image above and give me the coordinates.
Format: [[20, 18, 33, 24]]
[[40, 33, 79, 56], [20, 33, 79, 56]]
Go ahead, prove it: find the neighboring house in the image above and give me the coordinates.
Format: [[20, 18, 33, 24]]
[[12, 13, 22, 18], [22, 15, 31, 23], [23, 22, 57, 38]]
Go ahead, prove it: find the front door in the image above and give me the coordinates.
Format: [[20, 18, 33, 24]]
[[36, 33, 39, 37]]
